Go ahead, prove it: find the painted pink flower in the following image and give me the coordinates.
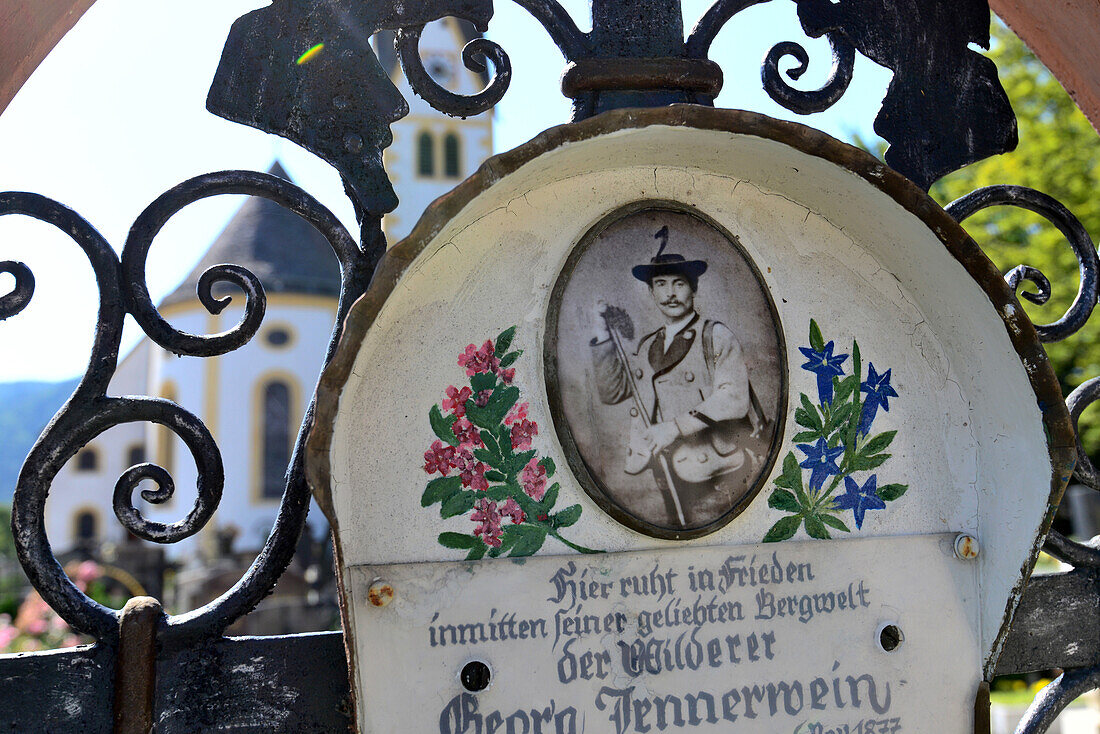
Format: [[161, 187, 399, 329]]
[[511, 418, 538, 450], [0, 621, 17, 650], [458, 340, 499, 376], [520, 458, 548, 501], [498, 367, 515, 385], [25, 618, 47, 636], [471, 498, 503, 547], [474, 390, 492, 407], [61, 635, 83, 649], [501, 497, 525, 525], [442, 385, 472, 417], [423, 440, 457, 475], [455, 449, 489, 492], [505, 402, 529, 426], [451, 418, 482, 448]]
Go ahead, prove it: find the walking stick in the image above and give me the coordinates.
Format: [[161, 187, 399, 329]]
[[602, 306, 687, 526]]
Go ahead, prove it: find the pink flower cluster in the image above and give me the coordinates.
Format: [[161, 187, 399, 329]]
[[1, 561, 101, 653], [423, 440, 488, 491], [520, 458, 548, 501], [505, 402, 538, 450], [457, 340, 515, 385], [471, 496, 525, 547]]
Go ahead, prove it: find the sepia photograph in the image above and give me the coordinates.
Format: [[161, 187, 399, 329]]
[[547, 205, 786, 537]]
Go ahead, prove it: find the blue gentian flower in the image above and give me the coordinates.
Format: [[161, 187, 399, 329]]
[[832, 475, 886, 529], [858, 363, 898, 435], [797, 438, 845, 493], [799, 341, 848, 405]]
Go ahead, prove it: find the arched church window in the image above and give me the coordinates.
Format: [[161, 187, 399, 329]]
[[418, 131, 435, 177], [444, 133, 461, 178], [261, 380, 293, 500], [75, 510, 98, 542], [76, 447, 99, 472]]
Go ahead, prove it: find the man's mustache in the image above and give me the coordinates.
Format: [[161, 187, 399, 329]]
[[660, 299, 683, 307]]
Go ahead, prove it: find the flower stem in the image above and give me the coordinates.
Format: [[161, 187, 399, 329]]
[[551, 532, 602, 554]]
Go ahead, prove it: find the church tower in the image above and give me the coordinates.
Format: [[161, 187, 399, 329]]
[[374, 19, 494, 243]]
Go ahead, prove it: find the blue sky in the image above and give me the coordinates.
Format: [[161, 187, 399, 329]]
[[0, 0, 891, 383]]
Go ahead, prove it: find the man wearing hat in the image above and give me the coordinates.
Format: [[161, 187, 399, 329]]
[[590, 227, 765, 528]]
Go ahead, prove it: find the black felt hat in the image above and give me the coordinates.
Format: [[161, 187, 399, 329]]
[[631, 226, 708, 285]]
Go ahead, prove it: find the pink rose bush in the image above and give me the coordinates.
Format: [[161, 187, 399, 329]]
[[422, 326, 597, 559], [1, 561, 107, 653]]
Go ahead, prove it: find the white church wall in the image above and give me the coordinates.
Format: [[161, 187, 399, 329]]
[[381, 18, 493, 244], [45, 340, 150, 553]]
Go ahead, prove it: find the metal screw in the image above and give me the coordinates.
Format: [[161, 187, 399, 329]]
[[367, 580, 395, 607], [954, 533, 979, 560]]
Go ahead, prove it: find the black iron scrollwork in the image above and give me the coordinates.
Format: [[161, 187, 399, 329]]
[[760, 36, 855, 116], [946, 185, 1100, 343], [781, 0, 1017, 190], [396, 26, 512, 118], [1, 171, 374, 645]]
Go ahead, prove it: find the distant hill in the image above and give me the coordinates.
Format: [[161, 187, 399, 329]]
[[0, 379, 79, 502]]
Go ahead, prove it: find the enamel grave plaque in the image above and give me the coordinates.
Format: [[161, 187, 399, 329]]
[[307, 108, 1075, 733]]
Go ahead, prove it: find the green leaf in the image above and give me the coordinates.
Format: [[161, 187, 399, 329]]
[[877, 483, 909, 501], [466, 544, 487, 561], [485, 470, 506, 482], [539, 483, 560, 511], [480, 430, 501, 455], [768, 489, 802, 513], [490, 526, 522, 557], [848, 453, 891, 471], [438, 532, 479, 549], [422, 476, 462, 507], [861, 430, 897, 456], [509, 526, 547, 557], [763, 515, 802, 543], [429, 405, 459, 446], [553, 504, 582, 528], [507, 449, 537, 475], [774, 452, 804, 492], [809, 319, 825, 352], [441, 491, 477, 518], [495, 326, 517, 354], [484, 385, 521, 426], [471, 371, 498, 394], [826, 402, 854, 432], [804, 514, 831, 539], [799, 394, 824, 429], [473, 448, 504, 471], [539, 457, 556, 478], [821, 514, 851, 533], [500, 350, 523, 368], [485, 485, 512, 501], [792, 430, 821, 443], [834, 375, 858, 404]]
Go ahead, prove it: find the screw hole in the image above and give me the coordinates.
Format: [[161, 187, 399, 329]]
[[878, 624, 903, 652], [461, 660, 492, 692]]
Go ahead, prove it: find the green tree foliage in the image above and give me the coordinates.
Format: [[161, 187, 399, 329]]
[[929, 23, 1100, 452]]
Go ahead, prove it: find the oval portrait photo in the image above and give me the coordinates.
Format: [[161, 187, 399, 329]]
[[546, 204, 786, 538]]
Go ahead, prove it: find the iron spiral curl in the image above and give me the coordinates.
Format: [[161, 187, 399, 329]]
[[0, 260, 34, 320], [946, 185, 1100, 343], [761, 35, 855, 115], [396, 25, 512, 118]]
